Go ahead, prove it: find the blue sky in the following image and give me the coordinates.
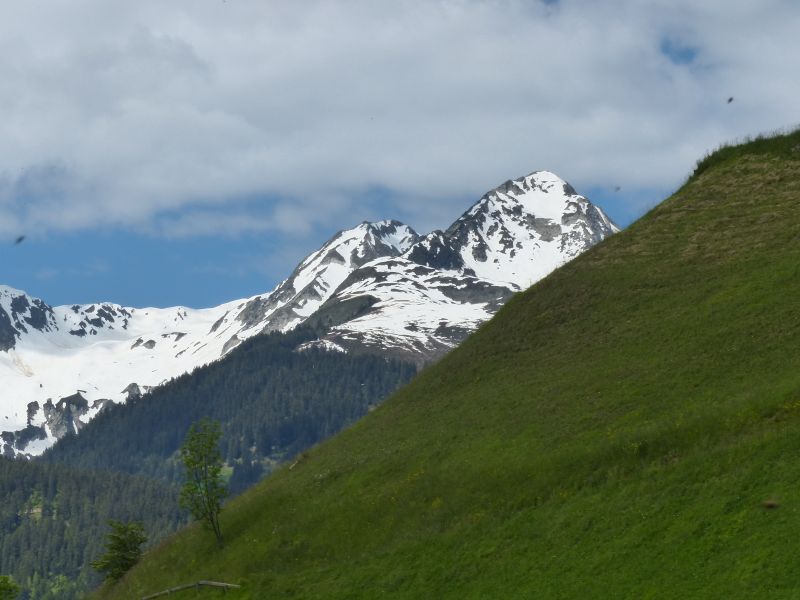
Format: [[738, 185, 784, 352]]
[[3, 184, 649, 308], [2, 0, 799, 308]]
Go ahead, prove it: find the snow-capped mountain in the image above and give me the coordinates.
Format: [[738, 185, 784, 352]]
[[1, 171, 617, 457], [227, 220, 419, 348], [305, 171, 618, 359], [406, 171, 617, 287]]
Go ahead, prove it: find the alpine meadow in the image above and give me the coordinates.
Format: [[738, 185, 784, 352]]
[[2, 3, 799, 598], [92, 130, 800, 598]]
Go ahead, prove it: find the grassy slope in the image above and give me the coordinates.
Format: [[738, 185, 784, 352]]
[[99, 130, 800, 599]]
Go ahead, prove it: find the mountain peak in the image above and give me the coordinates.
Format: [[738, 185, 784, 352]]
[[228, 219, 420, 338], [465, 170, 591, 224], [0, 286, 58, 352], [350, 219, 419, 255], [0, 284, 30, 299], [311, 220, 418, 263], [291, 219, 419, 284], [407, 169, 618, 288]]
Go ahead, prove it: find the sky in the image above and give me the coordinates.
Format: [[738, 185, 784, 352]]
[[1, 0, 799, 308]]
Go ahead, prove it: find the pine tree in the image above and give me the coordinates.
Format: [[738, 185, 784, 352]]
[[0, 575, 20, 600], [90, 520, 147, 582]]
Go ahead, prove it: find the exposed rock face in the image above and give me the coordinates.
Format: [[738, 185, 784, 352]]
[[0, 306, 17, 352], [27, 401, 39, 424], [42, 393, 90, 439], [1, 425, 46, 457], [122, 383, 143, 400], [0, 287, 59, 351], [0, 391, 100, 457], [404, 231, 467, 273]]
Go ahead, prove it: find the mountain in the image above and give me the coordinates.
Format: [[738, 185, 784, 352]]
[[93, 128, 800, 599], [42, 327, 417, 494], [409, 170, 615, 285], [308, 170, 618, 359], [1, 171, 616, 457], [228, 220, 420, 342]]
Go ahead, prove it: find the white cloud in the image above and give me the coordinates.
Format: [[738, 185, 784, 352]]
[[0, 0, 798, 238]]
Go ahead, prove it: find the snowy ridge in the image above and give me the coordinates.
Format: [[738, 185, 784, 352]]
[[310, 257, 512, 360], [1, 171, 617, 457], [221, 220, 419, 351]]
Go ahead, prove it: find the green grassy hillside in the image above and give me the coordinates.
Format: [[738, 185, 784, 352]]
[[97, 129, 800, 599]]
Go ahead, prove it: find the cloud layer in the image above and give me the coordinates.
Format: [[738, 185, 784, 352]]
[[1, 0, 798, 237]]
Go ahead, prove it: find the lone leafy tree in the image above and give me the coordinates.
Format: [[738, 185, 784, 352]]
[[91, 520, 147, 582], [180, 417, 227, 546]]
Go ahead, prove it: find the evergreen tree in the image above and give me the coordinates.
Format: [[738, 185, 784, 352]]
[[179, 418, 227, 546], [90, 521, 147, 582], [0, 575, 20, 600]]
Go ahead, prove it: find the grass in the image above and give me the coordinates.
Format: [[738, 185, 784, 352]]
[[97, 130, 800, 599], [688, 125, 800, 182]]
